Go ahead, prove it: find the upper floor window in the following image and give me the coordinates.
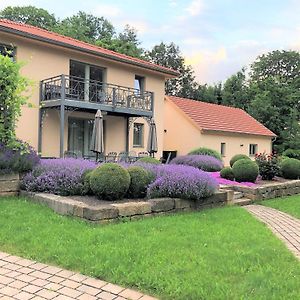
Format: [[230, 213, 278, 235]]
[[0, 44, 15, 60], [220, 143, 226, 157], [135, 75, 144, 93], [249, 144, 258, 156], [133, 123, 144, 147]]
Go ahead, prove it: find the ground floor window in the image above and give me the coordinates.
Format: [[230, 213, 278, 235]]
[[220, 142, 226, 157], [133, 123, 144, 147], [68, 117, 95, 158], [249, 144, 258, 156]]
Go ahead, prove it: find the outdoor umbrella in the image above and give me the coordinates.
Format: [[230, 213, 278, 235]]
[[90, 109, 104, 161], [147, 118, 158, 157]]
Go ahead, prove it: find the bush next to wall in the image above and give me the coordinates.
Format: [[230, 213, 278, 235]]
[[188, 147, 222, 161]]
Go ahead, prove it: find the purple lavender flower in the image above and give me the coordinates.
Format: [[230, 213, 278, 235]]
[[170, 155, 223, 172]]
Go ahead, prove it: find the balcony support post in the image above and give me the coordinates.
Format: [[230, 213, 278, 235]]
[[125, 116, 130, 152], [38, 81, 43, 155], [59, 75, 66, 158]]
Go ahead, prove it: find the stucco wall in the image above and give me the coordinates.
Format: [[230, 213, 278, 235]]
[[163, 98, 273, 165], [0, 31, 166, 158]]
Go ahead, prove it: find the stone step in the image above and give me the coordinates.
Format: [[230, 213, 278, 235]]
[[233, 198, 252, 206], [233, 191, 243, 200]]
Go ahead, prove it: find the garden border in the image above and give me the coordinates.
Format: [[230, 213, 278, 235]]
[[0, 173, 20, 196], [20, 190, 234, 223]]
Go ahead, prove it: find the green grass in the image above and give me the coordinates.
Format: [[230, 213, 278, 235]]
[[0, 197, 300, 299], [259, 195, 300, 219]]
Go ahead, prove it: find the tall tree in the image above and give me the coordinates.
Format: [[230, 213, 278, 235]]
[[0, 6, 57, 30], [145, 42, 197, 97]]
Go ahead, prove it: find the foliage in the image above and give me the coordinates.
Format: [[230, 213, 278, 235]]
[[188, 147, 222, 161], [90, 163, 130, 200], [220, 167, 235, 181], [255, 152, 279, 180], [0, 142, 39, 174], [147, 165, 217, 201], [145, 42, 197, 97], [232, 159, 259, 183], [0, 6, 57, 30], [230, 154, 251, 167], [126, 166, 154, 198], [137, 157, 161, 164], [282, 149, 300, 160], [280, 158, 300, 180], [0, 55, 28, 146], [81, 169, 93, 195], [170, 155, 223, 172], [21, 158, 97, 195]]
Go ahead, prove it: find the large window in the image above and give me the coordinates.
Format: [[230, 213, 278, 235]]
[[134, 75, 145, 93], [0, 44, 15, 60], [68, 118, 95, 158], [133, 123, 144, 147], [249, 144, 258, 156], [220, 143, 226, 157]]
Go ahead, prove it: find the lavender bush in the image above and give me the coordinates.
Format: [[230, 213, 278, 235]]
[[170, 155, 223, 172], [147, 164, 218, 201], [21, 158, 97, 195]]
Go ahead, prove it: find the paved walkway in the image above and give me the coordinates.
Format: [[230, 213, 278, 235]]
[[0, 252, 157, 300], [245, 204, 300, 260]]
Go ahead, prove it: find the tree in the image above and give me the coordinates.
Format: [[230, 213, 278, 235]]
[[56, 11, 115, 43], [222, 68, 249, 110], [192, 83, 222, 104], [0, 6, 57, 30], [145, 42, 197, 97]]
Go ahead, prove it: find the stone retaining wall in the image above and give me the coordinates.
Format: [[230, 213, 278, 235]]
[[0, 173, 20, 196], [20, 190, 233, 223], [231, 180, 300, 201]]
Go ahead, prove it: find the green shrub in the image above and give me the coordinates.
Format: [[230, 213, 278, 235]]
[[232, 159, 259, 183], [138, 157, 161, 164], [282, 149, 300, 160], [81, 169, 93, 195], [280, 158, 300, 179], [255, 152, 279, 180], [188, 147, 222, 161], [230, 154, 251, 167], [220, 167, 235, 181], [126, 166, 154, 198], [90, 163, 130, 200]]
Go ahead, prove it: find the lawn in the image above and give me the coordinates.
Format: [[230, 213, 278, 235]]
[[260, 194, 300, 219], [0, 197, 300, 300]]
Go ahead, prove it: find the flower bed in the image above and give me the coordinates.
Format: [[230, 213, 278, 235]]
[[210, 172, 256, 187]]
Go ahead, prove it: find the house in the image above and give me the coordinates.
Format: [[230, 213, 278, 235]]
[[0, 19, 178, 158], [163, 96, 276, 165]]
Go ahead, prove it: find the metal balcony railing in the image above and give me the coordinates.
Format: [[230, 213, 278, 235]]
[[40, 75, 154, 112]]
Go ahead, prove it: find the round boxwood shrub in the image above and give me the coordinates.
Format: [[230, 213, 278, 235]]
[[280, 158, 300, 179], [282, 149, 300, 160], [90, 163, 130, 200], [137, 157, 161, 164], [126, 166, 154, 198], [232, 159, 259, 183], [81, 169, 93, 195], [230, 154, 251, 167], [220, 167, 235, 181], [188, 147, 222, 161]]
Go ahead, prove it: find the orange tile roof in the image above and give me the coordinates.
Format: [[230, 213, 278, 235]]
[[168, 96, 276, 137], [0, 19, 179, 77]]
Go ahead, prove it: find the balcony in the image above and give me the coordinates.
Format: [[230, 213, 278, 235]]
[[40, 75, 154, 117]]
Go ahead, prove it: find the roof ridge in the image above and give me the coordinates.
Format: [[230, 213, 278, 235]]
[[0, 18, 178, 75]]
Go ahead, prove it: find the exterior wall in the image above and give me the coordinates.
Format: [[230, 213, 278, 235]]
[[163, 99, 273, 165], [0, 31, 166, 158]]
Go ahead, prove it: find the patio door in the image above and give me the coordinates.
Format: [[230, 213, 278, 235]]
[[68, 118, 95, 158]]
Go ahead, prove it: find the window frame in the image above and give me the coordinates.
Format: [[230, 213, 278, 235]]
[[134, 75, 145, 93], [249, 144, 258, 156], [133, 123, 144, 148], [220, 142, 226, 157]]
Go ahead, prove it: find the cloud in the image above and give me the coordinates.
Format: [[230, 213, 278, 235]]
[[168, 0, 178, 7], [0, 0, 36, 10], [185, 0, 204, 16], [93, 4, 122, 18]]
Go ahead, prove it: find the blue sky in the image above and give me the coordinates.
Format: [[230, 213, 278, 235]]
[[1, 0, 299, 84]]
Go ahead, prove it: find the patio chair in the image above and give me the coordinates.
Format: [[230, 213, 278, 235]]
[[105, 152, 117, 163], [118, 151, 128, 162], [128, 150, 137, 163], [138, 151, 149, 158]]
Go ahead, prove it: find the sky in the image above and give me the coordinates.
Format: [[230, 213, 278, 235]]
[[1, 0, 299, 84]]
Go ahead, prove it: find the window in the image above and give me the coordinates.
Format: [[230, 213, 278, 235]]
[[249, 144, 258, 156], [133, 123, 144, 147], [0, 44, 15, 60], [221, 143, 226, 157], [134, 75, 144, 93]]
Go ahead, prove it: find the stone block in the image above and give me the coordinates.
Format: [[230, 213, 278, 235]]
[[111, 202, 151, 217], [174, 198, 193, 209], [83, 205, 118, 221], [149, 198, 175, 212], [0, 173, 19, 182], [0, 180, 19, 192]]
